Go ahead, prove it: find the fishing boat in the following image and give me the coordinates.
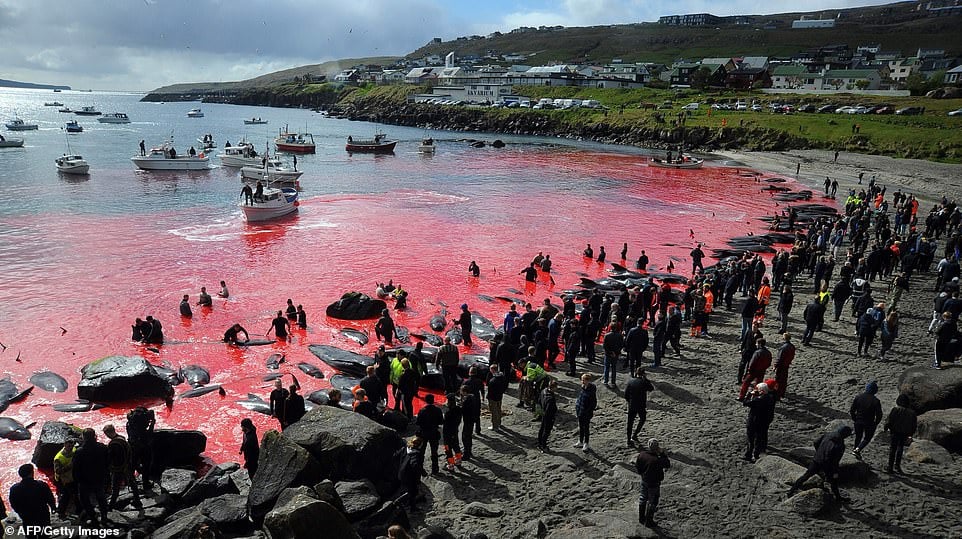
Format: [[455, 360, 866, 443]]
[[58, 107, 72, 113], [418, 137, 436, 154], [240, 160, 303, 187], [97, 113, 131, 124], [218, 142, 275, 168], [56, 154, 90, 175], [74, 106, 102, 116], [186, 108, 204, 118], [0, 137, 25, 148], [197, 135, 216, 150], [240, 182, 298, 222], [5, 117, 39, 131], [64, 120, 83, 133], [44, 101, 64, 107], [649, 156, 704, 169], [346, 133, 397, 154], [131, 137, 211, 171], [244, 117, 268, 125], [274, 128, 315, 154]]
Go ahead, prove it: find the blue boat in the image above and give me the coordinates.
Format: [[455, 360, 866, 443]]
[[65, 120, 83, 133]]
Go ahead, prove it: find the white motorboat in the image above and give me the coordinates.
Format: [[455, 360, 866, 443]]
[[5, 117, 39, 131], [418, 137, 436, 154], [0, 137, 25, 148], [131, 138, 211, 171], [65, 120, 83, 133], [240, 161, 303, 185], [58, 107, 72, 113], [218, 142, 273, 167], [648, 156, 704, 169], [187, 108, 204, 118], [244, 117, 268, 125], [197, 135, 216, 150], [240, 186, 298, 222], [97, 113, 131, 123], [74, 106, 102, 116], [56, 154, 90, 175]]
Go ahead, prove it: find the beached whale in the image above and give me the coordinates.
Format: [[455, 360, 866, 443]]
[[446, 328, 463, 345], [477, 294, 495, 303], [180, 365, 210, 387], [297, 362, 325, 379], [233, 339, 276, 347], [306, 389, 354, 411], [429, 313, 447, 332], [0, 417, 32, 440], [307, 345, 375, 377], [470, 313, 498, 341], [395, 325, 410, 344], [326, 292, 387, 320], [179, 384, 222, 399], [236, 393, 272, 415], [52, 400, 106, 413], [340, 328, 369, 346], [329, 374, 362, 398], [0, 379, 33, 413], [152, 365, 184, 386], [412, 333, 443, 346], [29, 372, 69, 393], [266, 353, 285, 370], [262, 373, 284, 382]]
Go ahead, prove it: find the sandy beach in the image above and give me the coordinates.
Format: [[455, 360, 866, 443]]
[[404, 150, 962, 539]]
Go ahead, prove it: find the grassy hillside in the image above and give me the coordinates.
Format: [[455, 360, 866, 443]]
[[410, 2, 960, 65]]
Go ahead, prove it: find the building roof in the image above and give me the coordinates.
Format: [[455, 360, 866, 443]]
[[700, 57, 733, 65], [822, 69, 880, 78], [947, 65, 962, 73], [772, 65, 808, 76], [741, 57, 769, 69]]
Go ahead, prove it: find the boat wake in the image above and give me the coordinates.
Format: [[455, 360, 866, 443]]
[[168, 219, 239, 242]]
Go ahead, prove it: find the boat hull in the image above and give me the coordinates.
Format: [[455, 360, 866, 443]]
[[240, 166, 303, 182], [5, 124, 38, 131], [97, 115, 130, 124], [241, 188, 298, 222], [275, 143, 315, 154], [244, 120, 268, 125], [57, 164, 90, 174], [346, 141, 397, 153], [0, 139, 25, 148], [131, 156, 211, 171], [649, 158, 703, 169]]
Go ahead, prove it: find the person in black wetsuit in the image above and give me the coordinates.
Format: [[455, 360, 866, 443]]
[[285, 299, 297, 321], [296, 305, 307, 329], [253, 181, 264, 202], [457, 304, 473, 346], [621, 243, 629, 260], [239, 418, 259, 477], [584, 244, 594, 258], [468, 261, 480, 277], [144, 316, 163, 344], [636, 250, 649, 271], [285, 384, 306, 427], [267, 310, 290, 341], [540, 255, 552, 273], [269, 379, 289, 428], [597, 246, 607, 263], [375, 309, 398, 345], [224, 323, 249, 344], [520, 263, 538, 282], [179, 294, 192, 318]]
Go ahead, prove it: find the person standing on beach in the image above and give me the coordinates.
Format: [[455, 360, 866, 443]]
[[602, 323, 624, 387], [487, 364, 507, 431], [850, 381, 882, 459], [442, 393, 462, 470], [788, 425, 852, 504], [239, 418, 259, 478], [438, 337, 460, 392], [834, 150, 839, 163], [624, 368, 654, 446], [824, 177, 830, 195], [739, 338, 772, 401], [831, 179, 839, 198], [743, 382, 776, 462], [460, 385, 480, 461], [773, 333, 795, 399], [416, 394, 443, 474], [636, 438, 671, 527], [564, 318, 582, 376], [777, 285, 794, 334], [690, 243, 705, 275], [575, 374, 598, 451], [883, 395, 917, 474], [802, 295, 821, 345], [73, 428, 110, 527], [537, 379, 558, 452], [103, 424, 142, 510], [8, 463, 56, 531]]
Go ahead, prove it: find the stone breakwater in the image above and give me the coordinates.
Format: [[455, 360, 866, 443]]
[[329, 101, 815, 152]]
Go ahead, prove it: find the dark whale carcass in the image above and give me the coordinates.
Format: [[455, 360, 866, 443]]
[[340, 328, 369, 346], [307, 345, 375, 378], [179, 365, 210, 387], [0, 417, 32, 440], [29, 372, 69, 393], [179, 384, 222, 399], [297, 362, 326, 379]]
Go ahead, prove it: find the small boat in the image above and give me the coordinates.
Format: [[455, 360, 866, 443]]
[[58, 107, 72, 113], [218, 142, 275, 168], [56, 154, 89, 175], [197, 135, 216, 150], [240, 161, 303, 186], [275, 128, 315, 154], [65, 120, 83, 133], [44, 101, 64, 107], [241, 185, 298, 222], [418, 137, 436, 154], [97, 113, 131, 124], [0, 137, 25, 148], [74, 106, 102, 116], [53, 88, 62, 93], [346, 133, 397, 154], [5, 117, 39, 131], [187, 108, 204, 118], [649, 156, 704, 169], [244, 117, 268, 125], [131, 137, 211, 171]]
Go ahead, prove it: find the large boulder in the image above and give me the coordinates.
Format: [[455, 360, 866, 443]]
[[77, 355, 174, 402], [904, 439, 954, 464], [313, 479, 345, 514], [31, 421, 82, 468], [355, 500, 410, 539], [160, 468, 196, 499], [264, 495, 359, 539], [898, 366, 962, 413], [198, 493, 251, 532], [334, 479, 381, 521], [181, 462, 240, 506], [782, 487, 831, 516], [326, 292, 387, 320], [247, 430, 322, 522], [755, 454, 820, 489], [152, 429, 207, 469], [283, 406, 404, 487], [917, 408, 962, 453], [151, 510, 214, 539]]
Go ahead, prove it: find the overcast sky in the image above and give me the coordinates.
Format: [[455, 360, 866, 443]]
[[0, 0, 888, 92]]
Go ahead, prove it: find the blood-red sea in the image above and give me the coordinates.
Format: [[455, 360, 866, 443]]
[[0, 145, 814, 487]]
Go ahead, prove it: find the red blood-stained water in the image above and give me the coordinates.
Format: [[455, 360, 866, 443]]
[[0, 149, 807, 486]]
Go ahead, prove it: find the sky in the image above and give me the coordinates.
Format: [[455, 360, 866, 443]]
[[0, 0, 891, 92]]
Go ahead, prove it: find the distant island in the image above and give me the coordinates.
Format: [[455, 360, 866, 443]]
[[0, 78, 71, 91]]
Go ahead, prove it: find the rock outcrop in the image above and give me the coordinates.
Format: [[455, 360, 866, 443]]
[[77, 355, 174, 402], [248, 430, 323, 522], [264, 495, 360, 539], [916, 408, 962, 452], [31, 421, 82, 468], [898, 366, 962, 413]]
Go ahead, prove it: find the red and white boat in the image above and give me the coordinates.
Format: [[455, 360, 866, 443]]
[[275, 128, 315, 154], [345, 133, 397, 154]]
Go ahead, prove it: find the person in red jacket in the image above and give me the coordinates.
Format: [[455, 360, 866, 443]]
[[739, 338, 772, 400], [773, 333, 796, 400]]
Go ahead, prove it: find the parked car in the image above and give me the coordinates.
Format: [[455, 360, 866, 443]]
[[947, 108, 962, 116], [735, 102, 747, 111], [875, 106, 894, 115], [658, 101, 674, 109], [682, 102, 700, 111], [797, 104, 817, 113], [817, 104, 837, 113], [710, 103, 729, 110], [852, 106, 870, 114], [895, 106, 924, 115]]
